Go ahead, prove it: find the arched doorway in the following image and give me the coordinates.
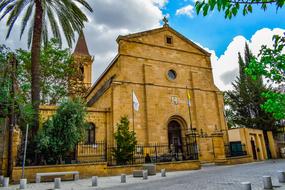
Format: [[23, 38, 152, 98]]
[[168, 120, 183, 156]]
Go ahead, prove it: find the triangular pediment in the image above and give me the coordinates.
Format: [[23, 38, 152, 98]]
[[117, 26, 210, 56]]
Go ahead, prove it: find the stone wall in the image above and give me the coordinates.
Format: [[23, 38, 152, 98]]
[[0, 118, 21, 176], [216, 155, 253, 165], [39, 106, 109, 142], [12, 160, 200, 183]]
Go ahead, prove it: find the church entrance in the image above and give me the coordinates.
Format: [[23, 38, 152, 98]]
[[168, 120, 183, 159]]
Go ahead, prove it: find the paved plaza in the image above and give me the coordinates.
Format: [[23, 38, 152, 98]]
[[2, 160, 285, 190]]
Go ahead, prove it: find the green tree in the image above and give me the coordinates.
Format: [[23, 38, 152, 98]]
[[245, 35, 285, 119], [0, 39, 75, 124], [0, 0, 93, 130], [0, 45, 34, 124], [0, 45, 12, 117], [35, 98, 87, 164], [112, 116, 137, 165], [195, 0, 285, 19], [195, 0, 285, 120], [225, 43, 276, 131], [224, 95, 237, 129], [16, 38, 74, 105]]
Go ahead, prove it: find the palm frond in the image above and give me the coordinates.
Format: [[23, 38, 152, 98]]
[[6, 0, 29, 39], [20, 2, 34, 39], [0, 3, 16, 21], [27, 16, 34, 48], [1, 0, 93, 47]]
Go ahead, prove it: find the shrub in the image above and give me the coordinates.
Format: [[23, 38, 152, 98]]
[[35, 98, 87, 164], [112, 116, 137, 165]]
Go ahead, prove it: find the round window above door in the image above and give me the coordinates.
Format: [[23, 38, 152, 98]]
[[167, 69, 177, 80]]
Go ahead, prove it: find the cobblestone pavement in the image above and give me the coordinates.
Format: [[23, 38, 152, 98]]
[[2, 160, 285, 190], [107, 160, 285, 190]]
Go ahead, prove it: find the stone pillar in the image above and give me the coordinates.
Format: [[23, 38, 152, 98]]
[[212, 131, 226, 163], [161, 169, 166, 177], [143, 170, 148, 180], [241, 182, 251, 190], [19, 178, 27, 189], [263, 176, 272, 189], [278, 171, 285, 183], [54, 178, 61, 189], [0, 175, 3, 185], [3, 177, 9, 187], [92, 176, 98, 187], [121, 174, 126, 183]]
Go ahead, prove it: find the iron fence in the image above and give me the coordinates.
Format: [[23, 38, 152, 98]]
[[76, 141, 106, 163], [17, 139, 198, 166], [107, 142, 199, 166], [16, 141, 107, 166], [225, 143, 247, 157]]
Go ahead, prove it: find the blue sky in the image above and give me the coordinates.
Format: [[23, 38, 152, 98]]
[[163, 1, 285, 57]]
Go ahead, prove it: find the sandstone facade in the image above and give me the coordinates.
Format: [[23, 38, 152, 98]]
[[82, 25, 228, 162]]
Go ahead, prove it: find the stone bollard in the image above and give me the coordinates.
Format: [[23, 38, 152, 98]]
[[278, 171, 285, 183], [241, 182, 252, 190], [3, 177, 9, 187], [143, 170, 148, 180], [121, 174, 126, 183], [92, 176, 98, 187], [263, 176, 273, 189], [0, 175, 3, 185], [19, 178, 27, 189], [54, 178, 61, 189], [161, 169, 166, 177]]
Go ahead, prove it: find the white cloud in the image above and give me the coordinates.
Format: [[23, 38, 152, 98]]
[[0, 0, 167, 84], [1, 1, 283, 93], [176, 5, 195, 18], [151, 0, 169, 8], [211, 28, 285, 91]]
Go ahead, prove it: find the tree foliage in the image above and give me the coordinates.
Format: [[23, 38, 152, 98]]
[[16, 38, 74, 105], [225, 44, 276, 130], [0, 45, 34, 126], [35, 98, 87, 164], [112, 116, 137, 165], [195, 0, 285, 120], [195, 0, 285, 19], [245, 35, 285, 119], [0, 0, 93, 129], [0, 0, 93, 47], [0, 45, 13, 117]]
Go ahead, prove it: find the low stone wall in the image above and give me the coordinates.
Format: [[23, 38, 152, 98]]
[[12, 162, 108, 183], [107, 160, 201, 176], [216, 155, 253, 165], [12, 160, 201, 183]]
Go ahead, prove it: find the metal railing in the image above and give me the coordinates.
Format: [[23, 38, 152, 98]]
[[76, 141, 106, 163], [107, 142, 199, 166], [17, 140, 198, 166]]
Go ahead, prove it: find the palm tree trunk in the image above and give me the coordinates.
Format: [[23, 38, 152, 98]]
[[31, 0, 43, 133]]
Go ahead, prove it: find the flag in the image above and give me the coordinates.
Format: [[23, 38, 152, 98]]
[[132, 91, 139, 111], [187, 90, 191, 107]]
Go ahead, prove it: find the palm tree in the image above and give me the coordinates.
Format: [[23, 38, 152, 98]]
[[0, 0, 93, 130]]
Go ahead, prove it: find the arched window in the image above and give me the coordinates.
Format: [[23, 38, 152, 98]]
[[86, 123, 95, 144], [79, 64, 84, 80]]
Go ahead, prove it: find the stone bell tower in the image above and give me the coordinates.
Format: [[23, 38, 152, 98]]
[[69, 31, 93, 97]]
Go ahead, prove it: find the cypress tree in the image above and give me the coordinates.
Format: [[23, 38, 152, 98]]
[[225, 43, 276, 131]]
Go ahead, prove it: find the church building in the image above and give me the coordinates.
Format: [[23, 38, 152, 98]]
[[63, 20, 229, 163]]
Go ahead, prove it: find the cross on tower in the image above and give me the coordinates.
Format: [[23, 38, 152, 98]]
[[163, 16, 169, 27]]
